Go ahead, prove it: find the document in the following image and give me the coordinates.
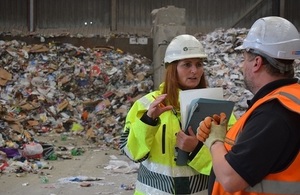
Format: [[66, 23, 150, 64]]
[[180, 87, 224, 129], [176, 88, 234, 166], [184, 98, 234, 133]]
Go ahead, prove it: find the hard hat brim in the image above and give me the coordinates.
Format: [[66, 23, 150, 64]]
[[164, 53, 207, 63], [235, 45, 245, 50]]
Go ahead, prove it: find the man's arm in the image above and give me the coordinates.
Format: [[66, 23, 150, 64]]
[[210, 141, 249, 192]]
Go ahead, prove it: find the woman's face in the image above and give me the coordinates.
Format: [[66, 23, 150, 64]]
[[177, 58, 204, 89]]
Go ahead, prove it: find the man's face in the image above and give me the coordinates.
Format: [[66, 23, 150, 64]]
[[242, 51, 256, 93]]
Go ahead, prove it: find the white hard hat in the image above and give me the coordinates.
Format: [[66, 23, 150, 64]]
[[236, 16, 300, 60], [164, 34, 207, 64]]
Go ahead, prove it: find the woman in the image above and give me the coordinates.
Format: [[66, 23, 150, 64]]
[[120, 34, 236, 195]]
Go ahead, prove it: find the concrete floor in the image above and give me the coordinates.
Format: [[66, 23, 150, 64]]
[[0, 134, 137, 195]]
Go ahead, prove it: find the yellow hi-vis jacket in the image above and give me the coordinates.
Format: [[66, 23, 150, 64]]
[[212, 83, 300, 195], [120, 85, 237, 195]]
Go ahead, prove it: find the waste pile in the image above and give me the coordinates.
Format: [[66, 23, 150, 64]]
[[0, 40, 153, 173], [1, 28, 300, 175]]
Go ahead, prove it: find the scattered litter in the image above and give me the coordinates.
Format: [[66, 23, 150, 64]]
[[56, 175, 115, 188], [80, 182, 92, 187], [40, 175, 49, 183], [120, 183, 135, 190], [22, 182, 29, 186], [104, 159, 139, 174], [58, 176, 105, 183]]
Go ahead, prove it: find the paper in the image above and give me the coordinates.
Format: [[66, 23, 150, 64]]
[[179, 87, 224, 130], [184, 98, 234, 132], [176, 88, 234, 166]]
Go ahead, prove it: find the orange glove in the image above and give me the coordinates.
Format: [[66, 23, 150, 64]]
[[197, 113, 227, 149], [197, 116, 213, 142], [196, 114, 222, 142]]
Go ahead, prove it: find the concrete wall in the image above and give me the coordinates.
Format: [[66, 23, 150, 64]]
[[151, 6, 186, 89]]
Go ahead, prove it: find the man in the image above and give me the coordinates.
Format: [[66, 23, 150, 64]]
[[196, 16, 300, 194]]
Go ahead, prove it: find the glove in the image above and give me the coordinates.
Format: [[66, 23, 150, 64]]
[[198, 113, 227, 149], [196, 114, 222, 142], [197, 116, 213, 142]]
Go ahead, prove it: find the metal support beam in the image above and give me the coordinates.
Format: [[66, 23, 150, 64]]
[[279, 0, 285, 17], [111, 0, 117, 31], [231, 0, 264, 28], [28, 0, 36, 32]]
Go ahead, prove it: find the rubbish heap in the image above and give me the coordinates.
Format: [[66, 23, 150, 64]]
[[0, 40, 154, 171], [1, 28, 300, 173]]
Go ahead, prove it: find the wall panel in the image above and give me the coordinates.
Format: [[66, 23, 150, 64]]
[[0, 0, 298, 37]]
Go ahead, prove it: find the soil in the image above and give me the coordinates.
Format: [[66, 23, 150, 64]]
[[0, 133, 137, 195]]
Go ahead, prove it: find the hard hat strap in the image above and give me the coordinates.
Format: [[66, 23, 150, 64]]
[[249, 49, 293, 73]]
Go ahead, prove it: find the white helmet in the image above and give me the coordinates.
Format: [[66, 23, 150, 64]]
[[236, 16, 300, 60], [164, 34, 207, 64]]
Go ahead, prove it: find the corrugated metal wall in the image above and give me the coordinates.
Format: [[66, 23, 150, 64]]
[[0, 0, 299, 36], [284, 0, 300, 29], [187, 0, 277, 33], [35, 0, 111, 35], [36, 0, 110, 28], [115, 0, 277, 34], [116, 0, 188, 33], [0, 0, 28, 32]]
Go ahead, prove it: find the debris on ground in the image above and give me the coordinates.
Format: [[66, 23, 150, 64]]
[[1, 28, 300, 184], [0, 39, 153, 194]]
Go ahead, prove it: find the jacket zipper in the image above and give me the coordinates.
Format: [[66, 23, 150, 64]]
[[162, 124, 166, 154]]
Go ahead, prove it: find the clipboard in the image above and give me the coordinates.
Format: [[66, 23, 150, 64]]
[[176, 96, 234, 166]]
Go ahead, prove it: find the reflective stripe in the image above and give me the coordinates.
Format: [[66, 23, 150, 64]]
[[139, 96, 152, 109], [138, 163, 175, 194], [279, 91, 300, 104], [137, 162, 208, 194], [142, 159, 200, 177], [119, 128, 128, 151], [136, 181, 209, 195], [136, 181, 173, 195], [190, 173, 209, 193], [278, 91, 300, 112], [245, 179, 300, 194]]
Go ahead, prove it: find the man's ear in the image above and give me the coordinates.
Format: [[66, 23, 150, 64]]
[[253, 55, 264, 71]]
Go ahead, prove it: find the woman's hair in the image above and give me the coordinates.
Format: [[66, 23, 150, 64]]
[[162, 61, 207, 109]]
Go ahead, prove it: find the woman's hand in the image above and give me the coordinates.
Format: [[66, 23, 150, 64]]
[[147, 94, 173, 119]]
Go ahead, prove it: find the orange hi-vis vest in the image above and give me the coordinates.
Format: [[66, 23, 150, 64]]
[[212, 83, 300, 195]]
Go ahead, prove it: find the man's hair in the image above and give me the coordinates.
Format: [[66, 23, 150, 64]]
[[247, 51, 295, 78]]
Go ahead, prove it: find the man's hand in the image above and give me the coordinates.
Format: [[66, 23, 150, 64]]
[[196, 114, 221, 142], [197, 113, 227, 149], [197, 116, 213, 142]]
